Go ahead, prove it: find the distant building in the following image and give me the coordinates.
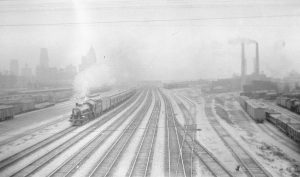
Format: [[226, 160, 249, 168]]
[[36, 48, 52, 83], [35, 48, 77, 87], [10, 59, 19, 76], [79, 47, 97, 71], [282, 71, 300, 91]]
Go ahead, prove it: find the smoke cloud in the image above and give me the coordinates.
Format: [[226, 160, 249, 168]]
[[73, 63, 115, 98]]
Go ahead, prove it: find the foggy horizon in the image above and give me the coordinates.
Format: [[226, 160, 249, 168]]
[[1, 0, 300, 81]]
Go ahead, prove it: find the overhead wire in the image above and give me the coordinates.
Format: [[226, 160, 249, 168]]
[[0, 13, 299, 27]]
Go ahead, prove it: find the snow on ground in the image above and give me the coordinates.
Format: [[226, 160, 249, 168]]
[[150, 93, 166, 177], [163, 90, 185, 126], [166, 89, 246, 176], [0, 101, 73, 141], [0, 89, 126, 143], [210, 97, 300, 177], [185, 96, 246, 176], [112, 93, 155, 177], [0, 119, 70, 160], [1, 92, 144, 177], [72, 93, 148, 177], [183, 88, 300, 176], [229, 99, 300, 156], [259, 121, 300, 154], [226, 96, 300, 176], [193, 157, 214, 177], [34, 91, 146, 177]]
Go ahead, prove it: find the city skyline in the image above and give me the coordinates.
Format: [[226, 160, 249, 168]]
[[0, 47, 79, 76], [1, 0, 300, 80]]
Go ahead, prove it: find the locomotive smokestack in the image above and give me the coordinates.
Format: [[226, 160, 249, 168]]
[[241, 42, 246, 89], [254, 42, 259, 76]]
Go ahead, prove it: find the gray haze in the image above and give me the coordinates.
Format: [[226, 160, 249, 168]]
[[0, 0, 300, 81]]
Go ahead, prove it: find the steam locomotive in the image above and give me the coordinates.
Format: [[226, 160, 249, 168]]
[[70, 89, 136, 126]]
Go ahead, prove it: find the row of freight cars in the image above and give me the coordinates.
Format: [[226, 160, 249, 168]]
[[266, 111, 300, 143], [70, 89, 136, 126], [0, 100, 37, 121], [0, 90, 73, 121], [238, 96, 266, 123], [276, 96, 300, 114], [0, 90, 73, 105], [238, 96, 300, 143], [240, 90, 278, 100]]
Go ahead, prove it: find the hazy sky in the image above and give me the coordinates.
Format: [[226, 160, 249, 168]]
[[0, 0, 300, 81]]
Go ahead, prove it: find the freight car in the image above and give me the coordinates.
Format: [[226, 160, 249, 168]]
[[0, 105, 14, 121], [276, 96, 300, 114], [266, 112, 300, 143], [238, 96, 266, 123], [70, 89, 136, 126]]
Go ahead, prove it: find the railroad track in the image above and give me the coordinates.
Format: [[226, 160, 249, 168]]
[[126, 90, 161, 177], [0, 114, 69, 147], [1, 90, 143, 177], [161, 92, 185, 177], [173, 95, 195, 177], [87, 90, 153, 177], [171, 94, 232, 177], [0, 126, 75, 171], [257, 122, 300, 153], [47, 90, 150, 177], [226, 99, 300, 153], [205, 97, 271, 177], [0, 101, 75, 147]]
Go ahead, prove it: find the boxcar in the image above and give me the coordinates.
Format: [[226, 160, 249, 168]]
[[286, 99, 297, 110], [0, 105, 14, 121], [287, 123, 300, 142], [266, 112, 281, 125], [281, 97, 289, 108], [246, 101, 266, 123]]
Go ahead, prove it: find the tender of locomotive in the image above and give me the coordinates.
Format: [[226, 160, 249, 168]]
[[70, 89, 136, 126]]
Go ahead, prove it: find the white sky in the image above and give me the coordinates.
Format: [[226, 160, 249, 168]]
[[0, 0, 300, 81]]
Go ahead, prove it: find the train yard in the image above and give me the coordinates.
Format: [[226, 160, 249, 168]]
[[0, 87, 299, 177]]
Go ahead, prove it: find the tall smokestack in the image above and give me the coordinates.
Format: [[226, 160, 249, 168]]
[[241, 42, 246, 88], [254, 42, 259, 76]]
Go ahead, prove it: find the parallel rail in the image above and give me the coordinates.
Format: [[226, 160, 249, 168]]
[[88, 91, 153, 177], [205, 97, 271, 177], [173, 94, 195, 177], [47, 90, 148, 177], [127, 90, 161, 177], [162, 92, 186, 177], [0, 113, 69, 147], [228, 99, 300, 153], [0, 126, 75, 171], [172, 94, 232, 177], [5, 90, 143, 177]]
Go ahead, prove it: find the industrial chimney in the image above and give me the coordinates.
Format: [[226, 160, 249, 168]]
[[241, 42, 246, 87], [254, 42, 259, 76]]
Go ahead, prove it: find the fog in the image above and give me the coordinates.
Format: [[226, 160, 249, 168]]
[[1, 0, 300, 81]]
